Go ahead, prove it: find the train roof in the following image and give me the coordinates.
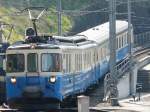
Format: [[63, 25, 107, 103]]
[[7, 35, 96, 50], [79, 20, 129, 44], [7, 20, 129, 50]]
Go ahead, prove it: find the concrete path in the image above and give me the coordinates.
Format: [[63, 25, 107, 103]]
[[90, 93, 150, 112]]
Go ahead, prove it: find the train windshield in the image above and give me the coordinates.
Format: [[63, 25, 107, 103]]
[[41, 53, 61, 72], [7, 54, 25, 72], [0, 55, 3, 68], [27, 53, 38, 72]]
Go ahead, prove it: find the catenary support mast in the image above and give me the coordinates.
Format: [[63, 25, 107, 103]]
[[109, 0, 118, 106], [128, 0, 134, 95], [57, 0, 62, 36]]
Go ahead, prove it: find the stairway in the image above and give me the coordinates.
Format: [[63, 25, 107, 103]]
[[137, 70, 150, 92]]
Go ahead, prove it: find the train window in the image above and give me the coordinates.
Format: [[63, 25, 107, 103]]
[[117, 37, 119, 49], [126, 32, 128, 44], [41, 53, 61, 72], [27, 53, 38, 72], [66, 54, 69, 72], [7, 54, 24, 72], [85, 52, 88, 68], [122, 35, 124, 46], [131, 30, 134, 43], [94, 50, 97, 63], [119, 37, 121, 48], [68, 54, 71, 72], [62, 54, 66, 73], [104, 43, 107, 58], [77, 54, 80, 71], [75, 53, 80, 72], [116, 37, 118, 49], [120, 36, 122, 48], [78, 54, 80, 71], [88, 52, 91, 67], [84, 52, 88, 69], [101, 48, 104, 60], [127, 32, 130, 44], [102, 48, 104, 60], [80, 54, 82, 70], [98, 48, 101, 61], [125, 33, 127, 45], [92, 50, 95, 64], [0, 55, 3, 68], [123, 34, 126, 46], [121, 36, 124, 48], [75, 54, 77, 71], [83, 53, 86, 69]]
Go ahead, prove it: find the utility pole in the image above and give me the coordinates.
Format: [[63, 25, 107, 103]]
[[109, 0, 118, 106], [128, 0, 134, 95], [57, 0, 62, 36], [26, 0, 30, 7], [128, 0, 132, 53], [0, 22, 3, 43]]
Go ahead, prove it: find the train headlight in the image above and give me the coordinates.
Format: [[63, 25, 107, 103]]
[[10, 77, 16, 84], [49, 76, 56, 83]]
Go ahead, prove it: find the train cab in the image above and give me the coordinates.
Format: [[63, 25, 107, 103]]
[[5, 37, 64, 108]]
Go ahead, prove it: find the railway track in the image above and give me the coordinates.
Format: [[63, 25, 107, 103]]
[[133, 45, 150, 59]]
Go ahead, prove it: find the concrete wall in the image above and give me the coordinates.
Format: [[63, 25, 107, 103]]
[[117, 72, 130, 99]]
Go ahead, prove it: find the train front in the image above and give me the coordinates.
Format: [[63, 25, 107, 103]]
[[5, 41, 63, 109]]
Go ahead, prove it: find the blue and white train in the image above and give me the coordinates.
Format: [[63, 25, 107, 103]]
[[5, 20, 133, 108]]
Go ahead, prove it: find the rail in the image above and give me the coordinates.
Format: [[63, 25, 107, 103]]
[[134, 31, 150, 48]]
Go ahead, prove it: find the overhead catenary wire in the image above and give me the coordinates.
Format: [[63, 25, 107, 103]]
[[0, 0, 149, 18], [0, 0, 149, 36], [132, 15, 150, 21], [0, 1, 132, 17], [0, 0, 148, 18]]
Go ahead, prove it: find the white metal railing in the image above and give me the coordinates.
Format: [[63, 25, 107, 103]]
[[104, 57, 130, 100]]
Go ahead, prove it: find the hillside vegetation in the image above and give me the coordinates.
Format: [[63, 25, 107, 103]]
[[0, 0, 150, 43], [0, 0, 73, 43], [0, 0, 97, 43]]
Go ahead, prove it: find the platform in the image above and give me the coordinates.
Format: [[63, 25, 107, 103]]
[[90, 93, 150, 112]]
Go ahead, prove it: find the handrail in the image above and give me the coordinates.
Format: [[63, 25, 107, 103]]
[[104, 56, 130, 99]]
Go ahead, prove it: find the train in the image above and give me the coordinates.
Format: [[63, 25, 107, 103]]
[[5, 20, 133, 109], [0, 43, 9, 104]]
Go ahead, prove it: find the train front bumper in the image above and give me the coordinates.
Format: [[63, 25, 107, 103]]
[[7, 97, 61, 110]]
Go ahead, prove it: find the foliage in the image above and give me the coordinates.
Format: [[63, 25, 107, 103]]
[[1, 0, 150, 43], [0, 0, 72, 43]]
